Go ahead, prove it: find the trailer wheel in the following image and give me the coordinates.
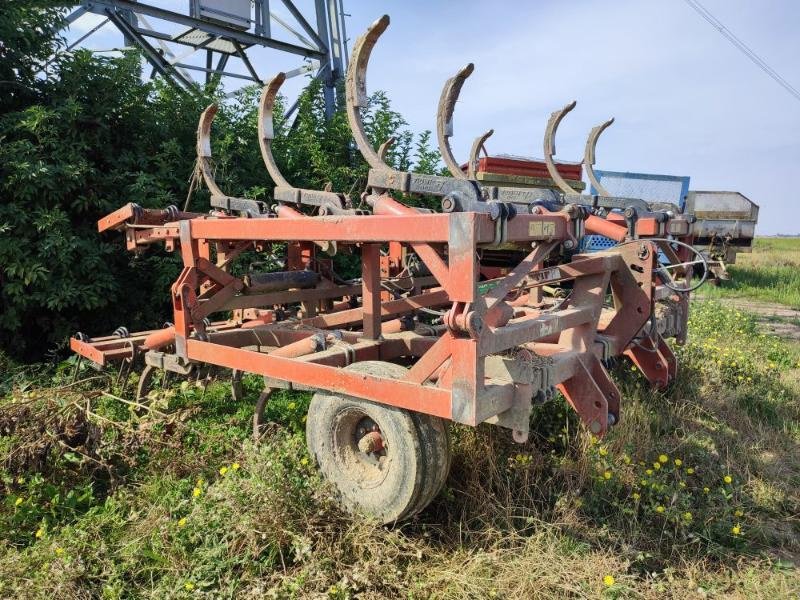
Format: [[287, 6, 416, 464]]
[[407, 409, 451, 517], [306, 361, 450, 523]]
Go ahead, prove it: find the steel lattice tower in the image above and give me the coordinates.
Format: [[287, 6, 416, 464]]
[[62, 0, 348, 117]]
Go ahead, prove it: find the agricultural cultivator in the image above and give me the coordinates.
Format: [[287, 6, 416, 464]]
[[72, 15, 710, 523]]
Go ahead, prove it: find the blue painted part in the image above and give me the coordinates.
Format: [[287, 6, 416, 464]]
[[580, 234, 671, 265], [580, 234, 617, 252], [591, 170, 691, 210], [581, 170, 690, 264]]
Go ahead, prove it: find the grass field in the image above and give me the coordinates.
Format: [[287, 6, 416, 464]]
[[701, 238, 800, 309], [2, 240, 800, 598]]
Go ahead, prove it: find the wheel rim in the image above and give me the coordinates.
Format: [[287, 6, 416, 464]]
[[331, 407, 390, 489]]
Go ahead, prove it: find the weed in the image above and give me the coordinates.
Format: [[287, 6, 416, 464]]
[[1, 301, 800, 597]]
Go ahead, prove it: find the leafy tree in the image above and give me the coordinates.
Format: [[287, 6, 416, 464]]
[[0, 8, 441, 361], [0, 1, 65, 113]]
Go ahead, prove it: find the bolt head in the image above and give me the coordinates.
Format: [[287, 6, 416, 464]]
[[467, 312, 483, 337]]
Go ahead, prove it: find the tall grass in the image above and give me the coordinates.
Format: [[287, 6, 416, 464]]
[[701, 238, 800, 308], [1, 302, 799, 598]]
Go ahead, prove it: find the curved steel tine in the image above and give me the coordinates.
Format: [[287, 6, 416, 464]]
[[377, 136, 395, 163], [258, 72, 292, 188], [436, 63, 474, 179], [196, 103, 225, 198], [467, 129, 494, 180], [584, 117, 614, 197], [345, 14, 395, 172], [543, 100, 579, 196]]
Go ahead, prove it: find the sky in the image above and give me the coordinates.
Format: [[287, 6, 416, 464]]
[[65, 0, 800, 234]]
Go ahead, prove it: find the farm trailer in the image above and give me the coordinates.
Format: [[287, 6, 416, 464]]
[[583, 171, 758, 281], [71, 15, 703, 523]]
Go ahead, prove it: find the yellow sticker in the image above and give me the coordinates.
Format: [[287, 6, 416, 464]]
[[528, 220, 556, 238]]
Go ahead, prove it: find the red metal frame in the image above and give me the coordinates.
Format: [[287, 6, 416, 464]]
[[73, 182, 700, 443]]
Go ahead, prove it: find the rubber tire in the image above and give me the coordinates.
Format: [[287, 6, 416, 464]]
[[306, 361, 450, 523], [407, 410, 451, 518], [347, 363, 451, 518]]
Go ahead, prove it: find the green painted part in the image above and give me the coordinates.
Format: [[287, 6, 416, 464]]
[[478, 280, 501, 295]]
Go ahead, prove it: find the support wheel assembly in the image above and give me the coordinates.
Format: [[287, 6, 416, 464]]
[[306, 361, 450, 523]]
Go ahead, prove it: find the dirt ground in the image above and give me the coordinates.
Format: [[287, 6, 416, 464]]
[[702, 298, 800, 342]]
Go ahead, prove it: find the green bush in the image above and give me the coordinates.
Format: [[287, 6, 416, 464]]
[[0, 7, 442, 361]]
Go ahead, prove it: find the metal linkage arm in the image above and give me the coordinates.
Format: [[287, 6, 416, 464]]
[[197, 104, 269, 217], [436, 63, 473, 179], [259, 74, 352, 214], [584, 117, 615, 197]]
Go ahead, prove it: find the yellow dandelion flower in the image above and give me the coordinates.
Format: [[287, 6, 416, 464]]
[[679, 481, 686, 488], [658, 454, 668, 463], [219, 466, 229, 476], [599, 448, 608, 456], [631, 365, 637, 371], [184, 582, 195, 591], [655, 505, 665, 513], [640, 479, 648, 486], [703, 487, 710, 494], [674, 459, 683, 467], [686, 468, 695, 475], [603, 470, 612, 480], [35, 528, 44, 539], [300, 457, 309, 466], [288, 402, 296, 410], [723, 475, 732, 484], [683, 512, 692, 521], [734, 509, 744, 517], [623, 455, 631, 464], [653, 462, 661, 470], [55, 547, 65, 557], [14, 497, 23, 507], [231, 462, 240, 471], [731, 525, 741, 535], [645, 469, 653, 476], [603, 575, 615, 587], [632, 492, 640, 500], [178, 517, 187, 528], [192, 487, 202, 498]]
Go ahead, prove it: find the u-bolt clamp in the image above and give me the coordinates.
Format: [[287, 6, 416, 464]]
[[624, 206, 639, 239], [564, 204, 589, 249], [488, 202, 515, 247]]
